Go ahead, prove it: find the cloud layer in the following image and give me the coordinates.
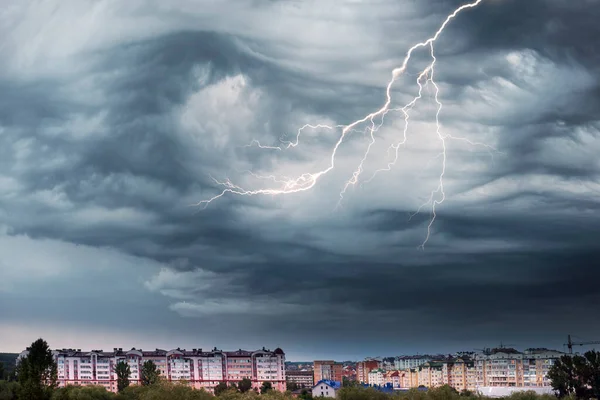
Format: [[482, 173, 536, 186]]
[[1, 0, 599, 360]]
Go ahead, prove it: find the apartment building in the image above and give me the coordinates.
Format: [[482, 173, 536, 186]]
[[442, 357, 477, 392], [417, 362, 445, 388], [19, 346, 286, 393], [475, 348, 563, 389], [394, 356, 431, 370], [313, 360, 343, 383], [286, 370, 314, 388], [356, 359, 381, 383], [367, 369, 385, 386]]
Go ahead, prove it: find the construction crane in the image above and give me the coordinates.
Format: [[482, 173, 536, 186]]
[[565, 335, 600, 354]]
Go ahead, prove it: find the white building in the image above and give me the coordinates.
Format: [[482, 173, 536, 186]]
[[312, 380, 341, 398], [19, 346, 286, 393], [395, 356, 431, 370], [368, 369, 385, 386]]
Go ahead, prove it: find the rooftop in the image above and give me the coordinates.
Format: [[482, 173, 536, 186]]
[[314, 380, 342, 390]]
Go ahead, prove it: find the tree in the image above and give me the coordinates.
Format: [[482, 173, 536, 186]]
[[16, 338, 58, 400], [115, 361, 131, 393], [260, 381, 272, 394], [548, 351, 600, 399], [0, 380, 19, 400], [238, 378, 252, 393], [342, 377, 358, 388], [286, 381, 299, 392], [298, 388, 313, 400], [140, 360, 160, 386], [0, 362, 4, 380], [583, 350, 600, 400], [214, 381, 229, 396]]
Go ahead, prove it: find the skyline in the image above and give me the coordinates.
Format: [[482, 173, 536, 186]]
[[1, 0, 599, 361]]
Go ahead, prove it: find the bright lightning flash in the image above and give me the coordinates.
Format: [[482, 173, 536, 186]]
[[195, 0, 496, 248]]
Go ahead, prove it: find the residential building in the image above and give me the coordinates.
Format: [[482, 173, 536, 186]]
[[417, 362, 444, 388], [356, 359, 381, 383], [475, 348, 563, 389], [341, 365, 356, 381], [286, 370, 314, 388], [395, 356, 431, 370], [382, 360, 395, 372], [313, 361, 343, 383], [367, 369, 385, 386], [442, 357, 477, 392], [384, 370, 401, 388], [20, 346, 286, 393], [312, 380, 341, 398]]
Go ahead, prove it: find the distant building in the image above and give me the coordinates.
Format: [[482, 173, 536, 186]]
[[356, 359, 381, 383], [342, 365, 356, 381], [475, 348, 563, 389], [314, 361, 343, 383], [286, 370, 314, 388], [312, 379, 341, 398], [19, 346, 286, 393], [442, 357, 477, 392], [417, 362, 445, 388], [367, 369, 385, 386], [384, 370, 401, 388], [395, 356, 431, 370]]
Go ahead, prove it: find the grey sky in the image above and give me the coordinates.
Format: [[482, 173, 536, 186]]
[[1, 0, 599, 361]]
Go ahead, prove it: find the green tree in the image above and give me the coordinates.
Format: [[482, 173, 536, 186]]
[[0, 380, 18, 400], [582, 350, 600, 399], [214, 381, 229, 396], [298, 388, 312, 400], [286, 381, 299, 392], [115, 361, 131, 393], [51, 385, 116, 400], [260, 382, 272, 394], [548, 354, 591, 398], [140, 360, 160, 386], [16, 338, 58, 400], [238, 378, 252, 393], [0, 362, 4, 380], [342, 377, 358, 388]]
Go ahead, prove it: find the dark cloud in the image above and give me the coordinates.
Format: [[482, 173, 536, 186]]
[[1, 0, 599, 359]]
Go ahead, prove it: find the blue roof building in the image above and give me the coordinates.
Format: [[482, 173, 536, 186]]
[[313, 380, 342, 397]]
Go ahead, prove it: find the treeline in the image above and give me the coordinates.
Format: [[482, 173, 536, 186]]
[[1, 380, 565, 400], [0, 353, 18, 381]]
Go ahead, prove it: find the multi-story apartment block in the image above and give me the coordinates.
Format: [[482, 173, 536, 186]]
[[394, 356, 431, 370], [356, 359, 381, 383], [417, 362, 445, 388], [286, 370, 314, 388], [384, 371, 401, 388], [20, 346, 286, 393], [442, 357, 477, 392], [313, 361, 343, 383], [367, 369, 385, 386], [475, 348, 563, 389]]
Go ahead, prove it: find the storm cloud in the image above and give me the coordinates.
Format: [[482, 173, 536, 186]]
[[1, 0, 599, 360]]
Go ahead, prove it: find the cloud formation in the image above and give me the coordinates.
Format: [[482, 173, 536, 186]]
[[1, 0, 599, 360]]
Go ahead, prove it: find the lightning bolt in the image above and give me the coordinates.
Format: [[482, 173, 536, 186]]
[[196, 0, 496, 248]]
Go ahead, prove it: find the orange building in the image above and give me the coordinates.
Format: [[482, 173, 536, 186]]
[[356, 359, 381, 383], [313, 360, 343, 383]]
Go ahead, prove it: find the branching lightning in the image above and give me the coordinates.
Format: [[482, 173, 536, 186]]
[[196, 0, 497, 248]]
